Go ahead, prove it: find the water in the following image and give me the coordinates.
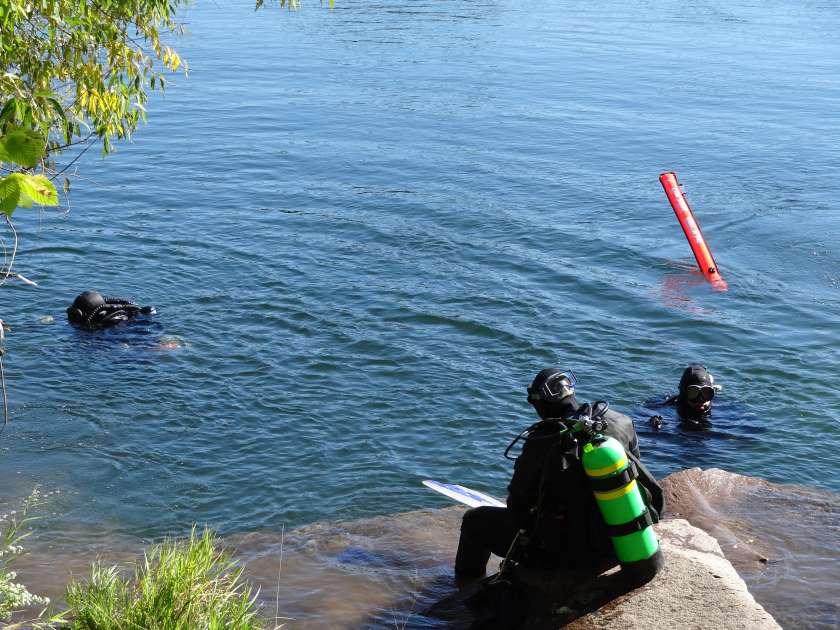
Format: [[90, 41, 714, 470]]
[[1, 0, 839, 625]]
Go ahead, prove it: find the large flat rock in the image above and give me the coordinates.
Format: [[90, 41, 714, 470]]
[[421, 516, 780, 629], [565, 519, 780, 629]]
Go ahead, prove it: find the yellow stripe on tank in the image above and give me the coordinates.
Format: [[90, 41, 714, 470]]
[[584, 456, 627, 478], [593, 479, 637, 501]]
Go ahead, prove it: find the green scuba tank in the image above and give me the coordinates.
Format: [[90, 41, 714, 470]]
[[582, 435, 664, 584]]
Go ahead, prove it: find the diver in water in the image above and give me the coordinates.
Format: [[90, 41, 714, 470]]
[[647, 364, 717, 429], [637, 365, 765, 476], [66, 290, 156, 331], [454, 368, 664, 597]]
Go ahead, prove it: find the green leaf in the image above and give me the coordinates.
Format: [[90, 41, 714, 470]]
[[0, 99, 17, 124], [0, 176, 22, 216], [17, 189, 34, 208], [18, 174, 58, 206], [0, 128, 47, 167], [47, 97, 65, 120], [4, 173, 31, 208]]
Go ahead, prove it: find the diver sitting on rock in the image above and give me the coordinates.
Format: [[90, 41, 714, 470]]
[[454, 367, 664, 616], [66, 290, 156, 331], [647, 364, 718, 430]]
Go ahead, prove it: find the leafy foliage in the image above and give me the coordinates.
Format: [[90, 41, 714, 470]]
[[0, 126, 46, 167], [0, 0, 188, 155], [0, 0, 191, 221], [0, 0, 303, 220], [0, 127, 57, 217], [0, 0, 307, 158]]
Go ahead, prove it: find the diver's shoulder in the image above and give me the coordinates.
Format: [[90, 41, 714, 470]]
[[603, 407, 634, 426], [602, 407, 637, 445]]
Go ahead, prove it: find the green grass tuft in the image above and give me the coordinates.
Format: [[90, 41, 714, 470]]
[[65, 527, 263, 630]]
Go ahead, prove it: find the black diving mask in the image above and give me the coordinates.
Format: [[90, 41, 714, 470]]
[[533, 370, 577, 402], [685, 384, 715, 404]]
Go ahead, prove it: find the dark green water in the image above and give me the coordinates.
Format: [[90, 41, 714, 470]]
[[1, 0, 839, 626]]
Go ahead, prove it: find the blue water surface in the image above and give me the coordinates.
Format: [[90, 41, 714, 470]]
[[1, 0, 838, 544]]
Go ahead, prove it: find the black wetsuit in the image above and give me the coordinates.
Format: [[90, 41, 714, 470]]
[[455, 408, 663, 580], [67, 290, 155, 331]]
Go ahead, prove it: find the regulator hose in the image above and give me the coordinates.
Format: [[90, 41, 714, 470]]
[[67, 290, 156, 330]]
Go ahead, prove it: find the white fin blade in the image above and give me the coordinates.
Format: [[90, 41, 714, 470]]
[[422, 480, 505, 508]]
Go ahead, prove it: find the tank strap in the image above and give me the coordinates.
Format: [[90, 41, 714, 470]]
[[606, 509, 654, 538], [588, 461, 638, 492]]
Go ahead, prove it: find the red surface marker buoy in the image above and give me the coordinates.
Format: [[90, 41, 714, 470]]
[[659, 172, 728, 291]]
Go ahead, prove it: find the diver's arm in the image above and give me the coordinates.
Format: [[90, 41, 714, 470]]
[[646, 394, 678, 408], [627, 431, 641, 459]]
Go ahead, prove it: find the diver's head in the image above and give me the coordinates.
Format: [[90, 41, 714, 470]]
[[527, 368, 579, 419], [67, 290, 105, 326], [677, 364, 716, 417], [72, 290, 105, 311]]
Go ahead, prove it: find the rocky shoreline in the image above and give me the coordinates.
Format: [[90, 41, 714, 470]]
[[11, 467, 839, 627]]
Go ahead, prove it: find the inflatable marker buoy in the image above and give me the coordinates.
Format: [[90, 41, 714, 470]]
[[659, 171, 728, 291], [582, 436, 664, 584]]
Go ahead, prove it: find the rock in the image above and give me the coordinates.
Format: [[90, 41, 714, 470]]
[[660, 468, 773, 571], [659, 467, 840, 629], [564, 519, 781, 630], [444, 519, 780, 629]]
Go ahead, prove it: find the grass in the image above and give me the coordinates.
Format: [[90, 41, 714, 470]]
[[64, 527, 264, 630]]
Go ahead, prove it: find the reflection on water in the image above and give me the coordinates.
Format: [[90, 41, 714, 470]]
[[9, 471, 840, 629], [656, 264, 715, 316]]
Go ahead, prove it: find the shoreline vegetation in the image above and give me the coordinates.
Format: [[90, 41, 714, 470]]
[[2, 508, 274, 630]]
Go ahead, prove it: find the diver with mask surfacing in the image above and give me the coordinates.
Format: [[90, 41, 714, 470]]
[[647, 364, 718, 430], [66, 290, 156, 331], [454, 368, 664, 626]]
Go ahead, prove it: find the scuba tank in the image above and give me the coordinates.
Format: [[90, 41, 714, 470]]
[[503, 401, 663, 584], [581, 435, 664, 585]]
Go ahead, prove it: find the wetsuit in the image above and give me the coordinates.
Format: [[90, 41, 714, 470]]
[[67, 290, 155, 331], [455, 408, 663, 580]]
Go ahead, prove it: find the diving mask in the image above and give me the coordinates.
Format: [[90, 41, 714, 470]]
[[685, 384, 715, 404], [529, 370, 577, 402]]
